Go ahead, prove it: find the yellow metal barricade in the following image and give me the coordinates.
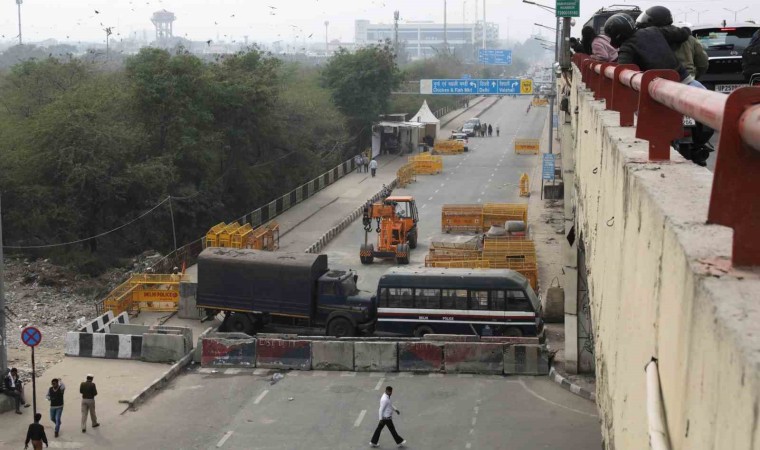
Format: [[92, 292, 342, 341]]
[[441, 204, 483, 232], [433, 140, 465, 155], [204, 222, 226, 248], [217, 222, 243, 247], [531, 98, 549, 106], [408, 154, 443, 175], [247, 221, 280, 251], [101, 273, 188, 315], [427, 259, 491, 269], [514, 139, 540, 155], [231, 223, 254, 248], [482, 203, 528, 230], [396, 163, 417, 188], [519, 173, 530, 197]]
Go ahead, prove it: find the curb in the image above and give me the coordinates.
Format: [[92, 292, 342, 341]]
[[549, 366, 596, 402], [120, 327, 215, 411]]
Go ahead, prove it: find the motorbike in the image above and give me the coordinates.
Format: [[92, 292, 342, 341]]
[[677, 116, 714, 167]]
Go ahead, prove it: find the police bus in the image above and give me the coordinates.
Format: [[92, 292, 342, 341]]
[[374, 268, 543, 338]]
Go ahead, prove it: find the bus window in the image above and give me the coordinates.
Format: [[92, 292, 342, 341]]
[[441, 289, 468, 310], [415, 288, 440, 309], [469, 290, 489, 310], [379, 288, 389, 307], [388, 288, 413, 308], [491, 290, 506, 311], [507, 290, 533, 312]]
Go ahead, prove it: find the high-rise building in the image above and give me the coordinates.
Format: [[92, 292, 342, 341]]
[[355, 19, 499, 59]]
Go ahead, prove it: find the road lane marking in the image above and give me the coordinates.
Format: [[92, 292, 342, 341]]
[[354, 409, 367, 427], [428, 373, 444, 378], [474, 406, 479, 414], [518, 379, 598, 418], [469, 428, 475, 435], [440, 183, 445, 187], [435, 189, 439, 193], [428, 196, 433, 201], [341, 372, 357, 377], [253, 368, 268, 375], [421, 204, 427, 209], [480, 192, 485, 196], [253, 390, 269, 405], [217, 431, 234, 447], [466, 443, 472, 449], [477, 198, 481, 203], [312, 371, 328, 376], [472, 417, 477, 426], [374, 378, 385, 391], [224, 368, 241, 375]]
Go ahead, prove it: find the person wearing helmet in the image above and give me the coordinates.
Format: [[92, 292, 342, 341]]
[[636, 6, 708, 86], [604, 13, 690, 82], [581, 26, 618, 62]]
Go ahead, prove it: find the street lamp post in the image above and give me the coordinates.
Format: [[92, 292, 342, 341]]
[[723, 6, 748, 22], [691, 9, 709, 24], [524, 0, 558, 154], [16, 0, 23, 45]]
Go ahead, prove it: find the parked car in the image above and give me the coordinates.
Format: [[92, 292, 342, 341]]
[[461, 123, 477, 137], [691, 23, 760, 93]]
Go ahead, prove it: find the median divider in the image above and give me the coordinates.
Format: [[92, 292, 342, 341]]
[[196, 333, 549, 375]]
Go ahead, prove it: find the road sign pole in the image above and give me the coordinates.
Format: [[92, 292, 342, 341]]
[[31, 345, 36, 415]]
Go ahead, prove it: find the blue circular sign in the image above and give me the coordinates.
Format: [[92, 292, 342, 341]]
[[21, 326, 42, 347]]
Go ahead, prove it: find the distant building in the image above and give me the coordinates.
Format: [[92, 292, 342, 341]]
[[355, 19, 498, 59]]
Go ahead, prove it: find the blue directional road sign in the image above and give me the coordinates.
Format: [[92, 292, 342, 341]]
[[428, 79, 524, 95], [22, 326, 42, 347], [478, 49, 512, 65], [542, 154, 556, 181]]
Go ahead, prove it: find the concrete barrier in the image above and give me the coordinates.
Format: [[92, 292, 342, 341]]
[[398, 342, 443, 372], [256, 339, 311, 370], [503, 345, 549, 375], [355, 342, 398, 372], [149, 325, 193, 354], [141, 333, 187, 363], [201, 334, 256, 367], [311, 341, 354, 371], [444, 343, 503, 374], [0, 394, 16, 413], [423, 334, 479, 342], [101, 312, 129, 333], [109, 324, 151, 335], [480, 336, 542, 345], [178, 281, 202, 320], [65, 332, 142, 359], [77, 311, 114, 333]]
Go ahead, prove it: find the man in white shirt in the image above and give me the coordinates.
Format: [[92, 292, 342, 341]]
[[369, 386, 406, 448], [369, 159, 378, 177]]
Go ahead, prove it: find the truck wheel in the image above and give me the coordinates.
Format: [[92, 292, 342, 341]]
[[327, 318, 356, 337], [227, 313, 254, 335], [413, 325, 434, 337], [504, 327, 523, 337], [396, 243, 410, 265], [408, 230, 418, 249], [360, 244, 374, 265]]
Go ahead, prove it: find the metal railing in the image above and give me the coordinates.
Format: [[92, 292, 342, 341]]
[[572, 54, 760, 266]]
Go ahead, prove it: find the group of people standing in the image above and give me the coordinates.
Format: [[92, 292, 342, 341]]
[[475, 123, 498, 137], [4, 369, 100, 449]]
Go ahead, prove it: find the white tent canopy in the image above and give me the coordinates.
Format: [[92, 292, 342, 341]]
[[412, 100, 440, 140]]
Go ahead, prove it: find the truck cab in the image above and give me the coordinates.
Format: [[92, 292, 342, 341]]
[[316, 270, 376, 336]]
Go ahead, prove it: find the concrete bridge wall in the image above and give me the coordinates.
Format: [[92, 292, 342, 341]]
[[566, 66, 760, 449]]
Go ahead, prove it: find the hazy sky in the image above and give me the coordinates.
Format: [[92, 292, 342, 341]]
[[1, 0, 758, 45]]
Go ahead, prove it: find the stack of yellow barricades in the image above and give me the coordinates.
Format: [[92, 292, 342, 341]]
[[482, 203, 528, 230], [481, 239, 538, 290], [396, 163, 417, 188], [203, 221, 279, 251], [408, 154, 443, 175]]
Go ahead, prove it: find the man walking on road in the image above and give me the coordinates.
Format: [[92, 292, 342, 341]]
[[496, 125, 500, 137], [24, 413, 48, 450], [488, 124, 493, 137], [46, 378, 65, 437], [354, 155, 363, 173], [369, 158, 378, 177], [79, 374, 99, 433], [369, 386, 406, 448], [362, 154, 370, 173]]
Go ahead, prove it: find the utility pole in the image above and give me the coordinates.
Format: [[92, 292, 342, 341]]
[[444, 0, 448, 52], [16, 0, 23, 45], [105, 27, 113, 60], [723, 7, 748, 22], [324, 21, 329, 53], [482, 0, 486, 50], [393, 11, 399, 57], [0, 194, 7, 375]]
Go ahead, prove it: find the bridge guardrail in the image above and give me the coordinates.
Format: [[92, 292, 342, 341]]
[[572, 54, 760, 266]]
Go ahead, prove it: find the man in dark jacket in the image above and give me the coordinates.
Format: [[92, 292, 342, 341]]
[[46, 378, 65, 437], [743, 29, 760, 82], [25, 413, 49, 450], [604, 13, 690, 82], [79, 374, 99, 433]]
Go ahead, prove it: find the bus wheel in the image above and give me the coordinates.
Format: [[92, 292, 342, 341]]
[[328, 317, 356, 337], [504, 327, 523, 337], [413, 325, 434, 338], [227, 313, 254, 335]]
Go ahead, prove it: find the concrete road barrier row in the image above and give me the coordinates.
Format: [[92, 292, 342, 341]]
[[305, 180, 399, 254], [200, 334, 549, 375], [77, 311, 115, 333], [65, 325, 193, 363]]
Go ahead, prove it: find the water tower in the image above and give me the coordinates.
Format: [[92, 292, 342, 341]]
[[151, 10, 176, 41]]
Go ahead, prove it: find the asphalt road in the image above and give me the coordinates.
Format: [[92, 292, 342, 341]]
[[323, 95, 547, 293], [104, 368, 600, 450]]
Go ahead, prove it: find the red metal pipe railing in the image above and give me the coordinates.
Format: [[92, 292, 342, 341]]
[[570, 53, 760, 266]]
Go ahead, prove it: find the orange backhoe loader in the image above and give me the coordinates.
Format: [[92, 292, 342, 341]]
[[360, 195, 419, 265]]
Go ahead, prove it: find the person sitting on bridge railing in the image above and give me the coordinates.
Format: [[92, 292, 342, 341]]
[[742, 29, 760, 83], [581, 25, 618, 62], [604, 13, 691, 84]]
